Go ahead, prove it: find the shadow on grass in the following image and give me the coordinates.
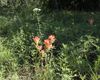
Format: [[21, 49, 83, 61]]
[[43, 11, 100, 44]]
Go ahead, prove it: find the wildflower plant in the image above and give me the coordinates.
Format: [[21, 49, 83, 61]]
[[33, 35, 56, 59], [32, 35, 56, 79], [33, 8, 42, 36]]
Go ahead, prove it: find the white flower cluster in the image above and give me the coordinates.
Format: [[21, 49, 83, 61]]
[[33, 8, 41, 12]]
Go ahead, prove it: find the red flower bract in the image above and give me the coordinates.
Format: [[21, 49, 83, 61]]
[[44, 39, 50, 45], [33, 36, 40, 45], [44, 39, 53, 49]]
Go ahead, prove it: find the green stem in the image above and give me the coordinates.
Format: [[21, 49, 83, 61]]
[[36, 13, 42, 36]]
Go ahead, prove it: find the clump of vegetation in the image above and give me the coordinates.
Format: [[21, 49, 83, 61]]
[[0, 0, 100, 80]]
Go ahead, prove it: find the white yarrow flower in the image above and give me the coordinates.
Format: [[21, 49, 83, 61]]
[[33, 8, 41, 12]]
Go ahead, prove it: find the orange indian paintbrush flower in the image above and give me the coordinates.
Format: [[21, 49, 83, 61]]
[[44, 39, 50, 45], [33, 36, 40, 45], [44, 39, 53, 49]]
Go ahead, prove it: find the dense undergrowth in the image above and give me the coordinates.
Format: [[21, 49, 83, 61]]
[[0, 6, 100, 80]]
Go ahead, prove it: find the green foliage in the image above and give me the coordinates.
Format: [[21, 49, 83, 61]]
[[57, 44, 73, 80], [94, 56, 100, 77], [0, 38, 12, 62], [0, 38, 18, 79], [56, 35, 100, 80], [0, 1, 100, 79]]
